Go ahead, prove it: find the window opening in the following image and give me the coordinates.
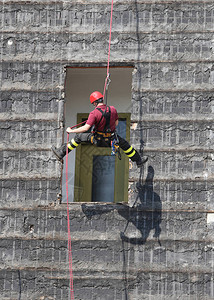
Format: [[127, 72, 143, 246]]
[[62, 67, 133, 202]]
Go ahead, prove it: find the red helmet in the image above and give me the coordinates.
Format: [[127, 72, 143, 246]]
[[90, 91, 103, 104]]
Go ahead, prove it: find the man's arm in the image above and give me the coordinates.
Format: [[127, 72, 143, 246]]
[[66, 113, 118, 134], [66, 123, 91, 134]]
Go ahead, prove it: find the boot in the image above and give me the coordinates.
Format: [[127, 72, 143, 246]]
[[51, 143, 67, 163], [130, 148, 148, 168], [136, 155, 148, 168]]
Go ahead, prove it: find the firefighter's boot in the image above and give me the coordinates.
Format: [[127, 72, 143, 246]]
[[51, 143, 68, 163], [136, 155, 148, 168], [131, 150, 148, 168]]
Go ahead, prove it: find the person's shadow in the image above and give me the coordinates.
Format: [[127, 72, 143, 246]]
[[81, 165, 162, 245], [119, 166, 162, 245], [81, 166, 162, 300]]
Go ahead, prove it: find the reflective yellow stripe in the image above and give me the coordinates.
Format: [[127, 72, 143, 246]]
[[67, 143, 75, 150], [71, 139, 79, 147], [67, 139, 79, 150], [127, 149, 136, 158], [123, 146, 133, 154]]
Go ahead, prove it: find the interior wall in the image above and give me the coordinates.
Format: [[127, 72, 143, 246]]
[[62, 67, 133, 202]]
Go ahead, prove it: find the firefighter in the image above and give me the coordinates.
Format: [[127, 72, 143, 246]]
[[51, 91, 148, 167]]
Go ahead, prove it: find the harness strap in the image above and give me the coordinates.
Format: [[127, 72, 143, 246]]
[[95, 106, 112, 133], [96, 132, 112, 137]]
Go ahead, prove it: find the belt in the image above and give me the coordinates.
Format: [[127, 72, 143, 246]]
[[96, 131, 112, 138]]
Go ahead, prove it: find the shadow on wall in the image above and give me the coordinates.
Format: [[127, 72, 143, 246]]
[[120, 166, 162, 246], [81, 166, 162, 300], [119, 166, 162, 300], [81, 166, 162, 246]]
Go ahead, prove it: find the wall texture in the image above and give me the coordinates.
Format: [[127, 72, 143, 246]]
[[0, 0, 214, 299]]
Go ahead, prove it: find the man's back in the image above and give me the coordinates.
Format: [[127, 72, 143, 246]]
[[86, 104, 118, 132]]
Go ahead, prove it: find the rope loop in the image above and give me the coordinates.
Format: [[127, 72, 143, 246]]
[[103, 0, 114, 101], [103, 73, 111, 105]]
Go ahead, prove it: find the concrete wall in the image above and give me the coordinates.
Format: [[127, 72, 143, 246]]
[[0, 1, 214, 299]]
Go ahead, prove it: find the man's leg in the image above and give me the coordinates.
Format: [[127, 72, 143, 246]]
[[51, 133, 93, 162], [117, 135, 148, 167]]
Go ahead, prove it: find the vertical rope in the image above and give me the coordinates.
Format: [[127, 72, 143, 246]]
[[103, 0, 114, 101], [65, 1, 114, 298], [66, 133, 74, 300]]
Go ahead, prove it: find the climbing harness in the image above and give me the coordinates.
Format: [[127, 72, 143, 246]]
[[111, 132, 121, 159], [96, 106, 111, 132], [92, 105, 121, 159], [92, 105, 111, 146]]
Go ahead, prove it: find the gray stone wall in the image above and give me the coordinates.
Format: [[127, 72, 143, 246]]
[[0, 1, 214, 299]]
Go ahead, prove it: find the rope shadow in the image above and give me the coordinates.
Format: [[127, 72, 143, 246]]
[[18, 269, 22, 300]]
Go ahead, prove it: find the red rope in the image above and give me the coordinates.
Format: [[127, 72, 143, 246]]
[[64, 1, 114, 298], [69, 120, 86, 130], [66, 133, 74, 300], [65, 121, 86, 299], [103, 0, 114, 99]]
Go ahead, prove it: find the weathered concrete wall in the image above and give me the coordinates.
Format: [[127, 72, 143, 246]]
[[0, 0, 214, 299], [0, 204, 213, 299]]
